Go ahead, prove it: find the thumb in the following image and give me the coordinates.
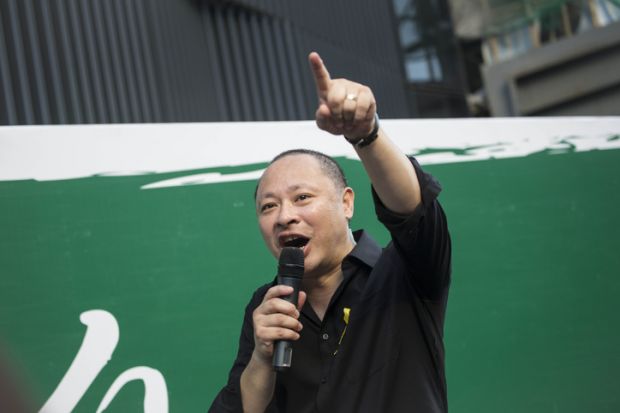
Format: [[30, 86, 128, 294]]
[[297, 291, 307, 312]]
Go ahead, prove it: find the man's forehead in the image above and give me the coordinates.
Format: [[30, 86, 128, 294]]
[[257, 155, 332, 197], [262, 154, 323, 180]]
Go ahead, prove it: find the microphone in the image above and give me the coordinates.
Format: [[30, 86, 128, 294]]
[[273, 247, 304, 372]]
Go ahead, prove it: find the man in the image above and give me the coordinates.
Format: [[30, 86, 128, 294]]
[[209, 52, 451, 413]]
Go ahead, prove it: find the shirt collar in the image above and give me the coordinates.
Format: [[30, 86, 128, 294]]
[[346, 229, 382, 268]]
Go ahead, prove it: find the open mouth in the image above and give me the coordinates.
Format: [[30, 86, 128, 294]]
[[280, 235, 310, 249]]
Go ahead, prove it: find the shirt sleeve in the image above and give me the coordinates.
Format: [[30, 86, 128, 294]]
[[208, 287, 281, 413], [372, 156, 451, 300]]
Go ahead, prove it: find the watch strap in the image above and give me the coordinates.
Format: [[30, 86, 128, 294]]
[[345, 113, 380, 148]]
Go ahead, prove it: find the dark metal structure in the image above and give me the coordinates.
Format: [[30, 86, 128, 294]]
[[392, 0, 469, 117], [0, 0, 468, 125]]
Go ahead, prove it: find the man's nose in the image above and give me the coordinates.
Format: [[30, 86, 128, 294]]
[[276, 203, 299, 227]]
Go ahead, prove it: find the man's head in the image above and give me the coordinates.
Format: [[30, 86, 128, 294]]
[[255, 150, 355, 277]]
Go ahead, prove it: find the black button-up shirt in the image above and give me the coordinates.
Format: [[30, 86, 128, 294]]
[[210, 158, 451, 413]]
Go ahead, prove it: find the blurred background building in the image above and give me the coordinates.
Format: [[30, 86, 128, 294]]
[[0, 0, 618, 125], [455, 0, 620, 116]]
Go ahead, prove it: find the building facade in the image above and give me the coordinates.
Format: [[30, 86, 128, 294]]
[[0, 0, 469, 125]]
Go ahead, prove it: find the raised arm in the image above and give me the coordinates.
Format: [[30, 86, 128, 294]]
[[308, 52, 421, 214]]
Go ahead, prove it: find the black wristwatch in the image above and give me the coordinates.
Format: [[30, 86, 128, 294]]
[[345, 113, 380, 148]]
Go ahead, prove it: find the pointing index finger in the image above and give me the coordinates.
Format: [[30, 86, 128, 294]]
[[309, 52, 331, 99]]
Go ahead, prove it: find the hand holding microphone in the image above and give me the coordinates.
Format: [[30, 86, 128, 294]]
[[251, 247, 305, 371]]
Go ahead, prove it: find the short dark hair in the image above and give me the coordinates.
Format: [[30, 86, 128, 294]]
[[254, 149, 348, 199]]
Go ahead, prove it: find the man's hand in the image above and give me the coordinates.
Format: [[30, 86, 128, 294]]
[[241, 285, 306, 412], [251, 285, 307, 364], [309, 52, 376, 142]]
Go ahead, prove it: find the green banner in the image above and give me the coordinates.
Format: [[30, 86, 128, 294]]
[[1, 118, 619, 412]]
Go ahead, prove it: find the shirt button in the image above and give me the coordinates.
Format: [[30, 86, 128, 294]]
[[322, 333, 329, 340], [321, 377, 327, 384]]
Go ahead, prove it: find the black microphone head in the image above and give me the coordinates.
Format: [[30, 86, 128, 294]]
[[278, 247, 304, 278]]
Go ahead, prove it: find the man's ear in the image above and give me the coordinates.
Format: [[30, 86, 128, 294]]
[[342, 187, 355, 220]]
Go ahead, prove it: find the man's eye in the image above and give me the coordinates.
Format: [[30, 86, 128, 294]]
[[261, 203, 276, 212], [296, 194, 311, 202]]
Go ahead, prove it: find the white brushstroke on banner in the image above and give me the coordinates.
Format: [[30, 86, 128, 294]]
[[141, 169, 265, 189], [0, 117, 618, 183], [95, 367, 168, 413], [39, 310, 168, 413], [39, 310, 119, 413]]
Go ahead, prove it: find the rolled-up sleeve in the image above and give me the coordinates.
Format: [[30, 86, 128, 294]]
[[372, 157, 451, 300]]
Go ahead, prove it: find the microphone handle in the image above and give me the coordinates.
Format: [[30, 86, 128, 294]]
[[272, 275, 301, 371]]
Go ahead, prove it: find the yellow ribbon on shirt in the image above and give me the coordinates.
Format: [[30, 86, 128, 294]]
[[334, 307, 350, 355]]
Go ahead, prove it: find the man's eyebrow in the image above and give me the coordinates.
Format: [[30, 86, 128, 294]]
[[257, 192, 275, 202], [257, 184, 318, 201]]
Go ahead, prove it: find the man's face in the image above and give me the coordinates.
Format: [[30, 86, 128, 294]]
[[255, 154, 354, 277]]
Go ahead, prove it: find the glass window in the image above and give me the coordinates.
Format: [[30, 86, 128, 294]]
[[429, 50, 443, 80], [399, 20, 420, 48], [405, 50, 432, 82], [393, 0, 416, 17], [404, 48, 443, 82]]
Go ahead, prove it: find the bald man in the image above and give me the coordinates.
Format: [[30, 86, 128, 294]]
[[209, 52, 451, 413]]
